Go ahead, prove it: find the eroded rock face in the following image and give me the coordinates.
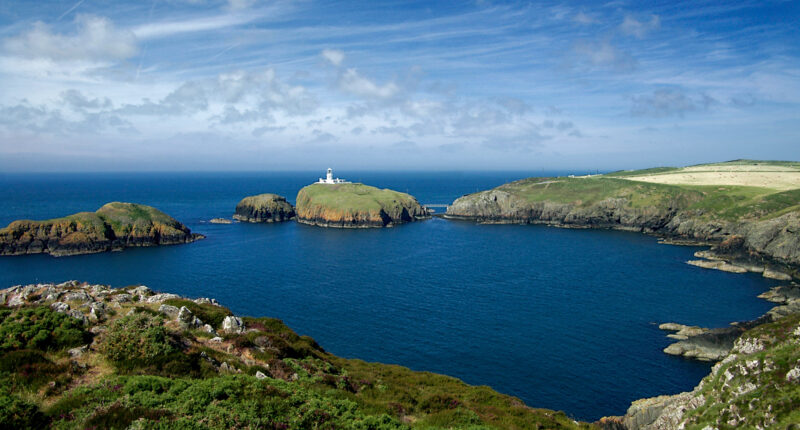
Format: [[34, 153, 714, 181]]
[[0, 202, 204, 257], [295, 183, 429, 228], [233, 194, 295, 223], [446, 183, 800, 276], [222, 316, 245, 334]]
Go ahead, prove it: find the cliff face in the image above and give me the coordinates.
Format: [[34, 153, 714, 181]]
[[0, 202, 203, 257], [233, 193, 295, 223], [295, 183, 429, 228], [446, 181, 800, 274]]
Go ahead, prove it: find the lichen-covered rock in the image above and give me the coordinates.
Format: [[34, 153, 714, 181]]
[[233, 194, 295, 223], [221, 315, 245, 333], [0, 202, 204, 257], [296, 183, 429, 228]]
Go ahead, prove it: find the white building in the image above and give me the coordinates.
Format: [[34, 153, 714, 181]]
[[318, 168, 349, 184]]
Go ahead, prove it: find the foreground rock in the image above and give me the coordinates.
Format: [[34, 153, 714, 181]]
[[0, 202, 204, 257], [295, 183, 430, 228], [0, 281, 586, 429], [599, 313, 800, 429], [233, 193, 295, 223]]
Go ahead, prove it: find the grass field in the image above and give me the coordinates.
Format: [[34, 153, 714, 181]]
[[476, 160, 800, 222]]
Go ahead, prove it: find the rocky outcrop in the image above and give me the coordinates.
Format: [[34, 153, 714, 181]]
[[601, 313, 800, 429], [0, 202, 203, 257], [446, 183, 800, 277], [233, 194, 295, 223], [295, 183, 430, 228]]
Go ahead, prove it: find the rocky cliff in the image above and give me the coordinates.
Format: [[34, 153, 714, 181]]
[[233, 193, 295, 223], [295, 183, 430, 228], [0, 202, 203, 257], [446, 177, 800, 277], [598, 312, 800, 429]]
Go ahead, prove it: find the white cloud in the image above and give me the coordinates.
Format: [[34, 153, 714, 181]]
[[573, 39, 636, 71], [573, 12, 597, 25], [132, 14, 254, 39], [321, 49, 345, 66], [339, 68, 399, 100], [3, 15, 137, 61], [620, 14, 660, 39], [630, 88, 715, 117], [228, 0, 256, 10]]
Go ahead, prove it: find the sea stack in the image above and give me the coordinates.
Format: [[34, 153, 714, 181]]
[[295, 168, 429, 228], [233, 194, 295, 223], [0, 202, 204, 257]]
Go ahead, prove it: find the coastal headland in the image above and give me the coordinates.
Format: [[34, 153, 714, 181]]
[[446, 160, 800, 280], [0, 202, 203, 257], [0, 281, 591, 429], [295, 183, 430, 228]]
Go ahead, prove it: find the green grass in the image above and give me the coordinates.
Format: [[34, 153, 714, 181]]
[[0, 298, 590, 429], [297, 183, 418, 213], [163, 299, 233, 329], [463, 169, 798, 222], [680, 313, 800, 429]]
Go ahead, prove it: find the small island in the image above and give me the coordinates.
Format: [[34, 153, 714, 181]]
[[233, 193, 295, 223], [0, 202, 203, 257], [295, 171, 429, 228]]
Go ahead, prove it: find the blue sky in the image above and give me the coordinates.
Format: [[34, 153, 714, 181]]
[[0, 0, 798, 171]]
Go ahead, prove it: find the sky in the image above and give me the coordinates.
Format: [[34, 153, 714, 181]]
[[0, 0, 798, 172]]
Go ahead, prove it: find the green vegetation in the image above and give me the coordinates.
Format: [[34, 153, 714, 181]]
[[164, 299, 233, 329], [680, 313, 800, 429], [462, 160, 800, 222], [0, 306, 88, 352], [0, 285, 590, 429], [297, 183, 419, 213], [0, 202, 199, 257]]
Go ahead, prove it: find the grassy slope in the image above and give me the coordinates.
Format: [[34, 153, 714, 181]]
[[480, 161, 800, 222], [297, 184, 419, 213], [0, 285, 589, 429], [0, 202, 188, 239], [681, 313, 800, 429]]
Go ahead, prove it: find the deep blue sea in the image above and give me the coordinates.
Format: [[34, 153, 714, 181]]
[[0, 171, 777, 421]]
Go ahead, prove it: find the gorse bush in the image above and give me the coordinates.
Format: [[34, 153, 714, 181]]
[[101, 313, 175, 369], [0, 306, 87, 353]]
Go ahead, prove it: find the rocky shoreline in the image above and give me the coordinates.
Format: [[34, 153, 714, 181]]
[[446, 189, 800, 281], [233, 193, 295, 223], [0, 202, 203, 257]]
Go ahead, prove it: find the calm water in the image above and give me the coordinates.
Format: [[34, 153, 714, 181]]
[[0, 171, 776, 421]]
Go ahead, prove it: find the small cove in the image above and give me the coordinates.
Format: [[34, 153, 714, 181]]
[[0, 171, 778, 421]]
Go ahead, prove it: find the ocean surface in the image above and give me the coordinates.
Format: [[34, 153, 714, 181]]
[[0, 171, 777, 421]]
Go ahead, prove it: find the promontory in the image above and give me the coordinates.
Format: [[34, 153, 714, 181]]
[[233, 193, 295, 223], [446, 160, 800, 278], [0, 202, 203, 257], [295, 183, 429, 228]]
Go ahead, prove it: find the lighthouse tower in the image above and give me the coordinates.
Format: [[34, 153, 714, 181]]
[[318, 168, 349, 184]]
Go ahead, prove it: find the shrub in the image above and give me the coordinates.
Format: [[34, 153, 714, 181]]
[[0, 306, 88, 353], [163, 299, 232, 329], [101, 313, 175, 370], [0, 388, 47, 429]]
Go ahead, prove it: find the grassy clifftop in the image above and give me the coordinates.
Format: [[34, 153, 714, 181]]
[[296, 183, 429, 228], [0, 202, 202, 257], [0, 282, 590, 429], [446, 161, 800, 273]]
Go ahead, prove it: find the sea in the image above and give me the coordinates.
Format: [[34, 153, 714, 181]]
[[0, 171, 777, 421]]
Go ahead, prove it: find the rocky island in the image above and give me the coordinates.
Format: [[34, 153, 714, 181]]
[[0, 281, 590, 429], [233, 193, 295, 223], [295, 183, 429, 228], [447, 160, 800, 280], [0, 202, 203, 257]]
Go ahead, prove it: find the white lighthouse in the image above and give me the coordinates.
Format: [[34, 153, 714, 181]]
[[318, 168, 349, 184]]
